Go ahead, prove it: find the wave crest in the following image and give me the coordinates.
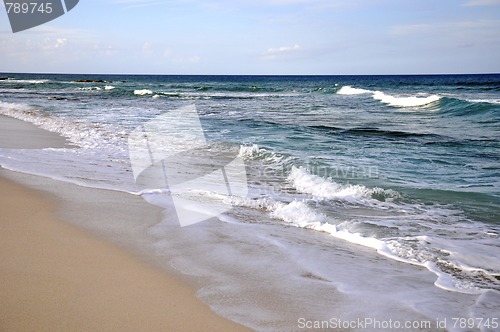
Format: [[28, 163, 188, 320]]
[[238, 144, 290, 165], [337, 85, 442, 107], [337, 86, 372, 95], [373, 91, 441, 107], [134, 89, 153, 95], [288, 166, 400, 202]]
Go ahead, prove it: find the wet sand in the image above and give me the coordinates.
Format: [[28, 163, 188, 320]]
[[0, 115, 250, 331]]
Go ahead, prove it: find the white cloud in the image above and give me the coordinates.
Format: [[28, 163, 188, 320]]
[[261, 44, 302, 61], [0, 25, 119, 72], [1, 26, 79, 56], [49, 38, 67, 50], [267, 44, 301, 53], [463, 0, 500, 6]]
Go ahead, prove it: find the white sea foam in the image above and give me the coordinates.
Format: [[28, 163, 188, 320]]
[[134, 89, 153, 95], [373, 91, 441, 107], [337, 86, 372, 95], [380, 235, 499, 295], [232, 166, 496, 294], [271, 200, 385, 250], [337, 85, 441, 107], [229, 195, 386, 252], [425, 262, 484, 295], [287, 166, 399, 203], [104, 85, 115, 90], [466, 98, 500, 105], [270, 200, 328, 227], [238, 144, 290, 165], [228, 196, 324, 226], [228, 192, 495, 295], [0, 101, 120, 149], [2, 79, 50, 84], [238, 144, 260, 158], [76, 86, 102, 91]]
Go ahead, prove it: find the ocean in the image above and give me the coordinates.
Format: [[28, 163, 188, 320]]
[[1, 73, 499, 330]]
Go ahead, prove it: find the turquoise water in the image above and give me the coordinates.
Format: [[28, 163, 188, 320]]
[[1, 73, 499, 329]]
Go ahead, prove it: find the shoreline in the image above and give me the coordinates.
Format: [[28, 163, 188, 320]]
[[0, 115, 250, 331]]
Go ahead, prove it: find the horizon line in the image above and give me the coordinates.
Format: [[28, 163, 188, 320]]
[[1, 72, 500, 77]]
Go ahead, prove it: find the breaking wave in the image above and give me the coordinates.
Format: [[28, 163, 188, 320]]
[[238, 144, 291, 165], [337, 86, 372, 95], [337, 85, 441, 107], [288, 166, 400, 203], [134, 89, 153, 95], [373, 91, 441, 107]]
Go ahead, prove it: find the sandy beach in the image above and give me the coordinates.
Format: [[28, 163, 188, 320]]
[[0, 115, 249, 331], [0, 115, 74, 149]]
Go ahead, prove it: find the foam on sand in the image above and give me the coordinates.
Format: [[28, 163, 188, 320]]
[[228, 165, 498, 295], [227, 195, 385, 251], [0, 101, 124, 149]]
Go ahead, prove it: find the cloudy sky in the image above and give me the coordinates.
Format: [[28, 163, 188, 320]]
[[1, 0, 499, 74]]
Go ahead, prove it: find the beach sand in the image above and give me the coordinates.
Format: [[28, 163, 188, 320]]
[[0, 115, 250, 331], [0, 115, 74, 149]]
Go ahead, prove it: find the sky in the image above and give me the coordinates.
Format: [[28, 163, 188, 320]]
[[0, 0, 499, 75]]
